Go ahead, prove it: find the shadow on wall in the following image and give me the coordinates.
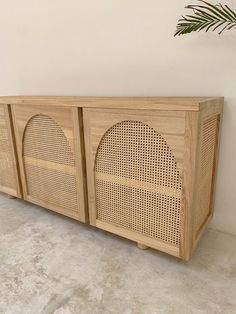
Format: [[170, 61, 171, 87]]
[[211, 97, 236, 236]]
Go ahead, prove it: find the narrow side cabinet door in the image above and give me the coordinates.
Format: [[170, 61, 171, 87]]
[[11, 105, 87, 222], [0, 104, 21, 197], [84, 108, 185, 258]]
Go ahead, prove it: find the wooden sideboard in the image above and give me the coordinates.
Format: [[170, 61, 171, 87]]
[[0, 97, 224, 260]]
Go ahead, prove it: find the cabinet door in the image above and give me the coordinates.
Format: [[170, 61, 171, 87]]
[[0, 104, 21, 197], [84, 108, 185, 257], [12, 105, 87, 222]]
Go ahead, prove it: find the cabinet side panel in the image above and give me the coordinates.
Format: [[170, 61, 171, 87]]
[[0, 104, 21, 197], [194, 114, 221, 243], [181, 112, 199, 261]]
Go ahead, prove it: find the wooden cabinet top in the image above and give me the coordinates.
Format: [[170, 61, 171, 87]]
[[0, 96, 223, 112]]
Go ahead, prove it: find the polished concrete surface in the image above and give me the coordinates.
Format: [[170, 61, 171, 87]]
[[0, 193, 235, 314]]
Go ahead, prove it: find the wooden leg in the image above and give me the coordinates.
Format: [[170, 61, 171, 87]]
[[137, 243, 149, 250], [7, 194, 16, 199]]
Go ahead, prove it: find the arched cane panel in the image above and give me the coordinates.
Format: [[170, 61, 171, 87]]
[[95, 121, 182, 246], [23, 115, 78, 212]]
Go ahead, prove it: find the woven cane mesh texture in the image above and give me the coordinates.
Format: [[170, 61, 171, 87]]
[[195, 116, 218, 234], [0, 105, 17, 190], [95, 120, 182, 246], [23, 115, 78, 212]]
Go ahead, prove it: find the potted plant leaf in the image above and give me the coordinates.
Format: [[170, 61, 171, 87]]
[[175, 0, 236, 36]]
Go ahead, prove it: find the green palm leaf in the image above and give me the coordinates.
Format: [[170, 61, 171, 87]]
[[175, 0, 236, 36]]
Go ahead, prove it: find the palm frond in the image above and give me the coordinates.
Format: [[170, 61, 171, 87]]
[[175, 0, 236, 36]]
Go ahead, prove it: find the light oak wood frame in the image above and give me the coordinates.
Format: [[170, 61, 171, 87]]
[[0, 96, 223, 260], [11, 104, 87, 222], [84, 108, 185, 259], [190, 100, 224, 258], [0, 104, 21, 197], [176, 100, 223, 260], [83, 99, 223, 261]]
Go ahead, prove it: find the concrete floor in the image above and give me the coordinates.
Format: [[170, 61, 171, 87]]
[[0, 193, 236, 314]]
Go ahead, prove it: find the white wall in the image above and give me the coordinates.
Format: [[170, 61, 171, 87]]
[[0, 0, 235, 235]]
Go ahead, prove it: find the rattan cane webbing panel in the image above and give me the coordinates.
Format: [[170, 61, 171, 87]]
[[195, 115, 219, 234], [23, 114, 78, 212], [0, 105, 17, 190], [95, 121, 182, 246]]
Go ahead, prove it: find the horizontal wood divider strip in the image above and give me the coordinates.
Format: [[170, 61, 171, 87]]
[[24, 156, 76, 175], [96, 171, 182, 198], [96, 220, 180, 257]]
